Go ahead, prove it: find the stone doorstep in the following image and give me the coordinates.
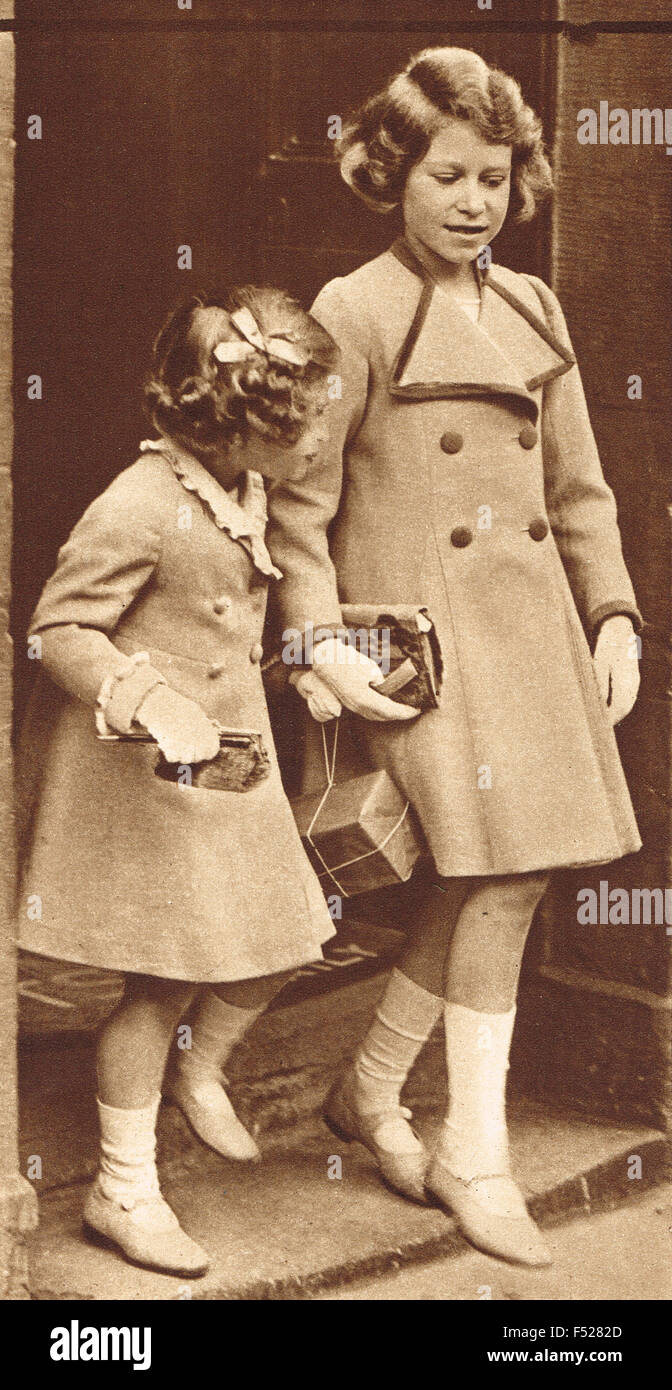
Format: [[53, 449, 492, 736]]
[[19, 967, 672, 1299], [27, 1101, 669, 1302]]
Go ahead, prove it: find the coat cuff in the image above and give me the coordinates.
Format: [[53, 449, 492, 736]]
[[587, 602, 644, 641], [95, 652, 166, 736]]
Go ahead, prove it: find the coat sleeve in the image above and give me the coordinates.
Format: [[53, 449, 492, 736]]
[[28, 467, 167, 733], [265, 278, 371, 646], [526, 275, 642, 640]]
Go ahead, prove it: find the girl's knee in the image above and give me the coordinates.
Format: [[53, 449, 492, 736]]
[[465, 872, 550, 935], [125, 973, 195, 1016], [511, 871, 549, 912], [493, 871, 549, 911], [211, 968, 296, 1009], [427, 875, 471, 921]]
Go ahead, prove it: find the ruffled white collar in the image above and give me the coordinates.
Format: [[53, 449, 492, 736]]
[[139, 437, 282, 580]]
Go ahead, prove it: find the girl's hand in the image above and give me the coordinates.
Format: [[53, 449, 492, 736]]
[[289, 669, 342, 723], [592, 615, 641, 726], [313, 637, 419, 722], [135, 685, 221, 764]]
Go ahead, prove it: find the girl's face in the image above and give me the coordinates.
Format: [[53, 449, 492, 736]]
[[402, 118, 512, 269]]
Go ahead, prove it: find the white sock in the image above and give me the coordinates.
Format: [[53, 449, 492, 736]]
[[354, 967, 443, 1114], [438, 1001, 516, 1182], [177, 989, 263, 1086], [96, 1094, 161, 1206]]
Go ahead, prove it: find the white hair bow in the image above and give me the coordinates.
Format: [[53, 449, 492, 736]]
[[213, 306, 309, 368]]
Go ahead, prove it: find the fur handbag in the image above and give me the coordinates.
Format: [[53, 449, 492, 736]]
[[98, 725, 271, 792], [155, 727, 271, 791], [339, 604, 442, 711], [263, 603, 442, 711]]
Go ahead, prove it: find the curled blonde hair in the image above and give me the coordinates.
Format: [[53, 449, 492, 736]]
[[338, 46, 552, 222], [145, 286, 338, 456]]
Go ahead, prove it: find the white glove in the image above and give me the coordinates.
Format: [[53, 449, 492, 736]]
[[312, 637, 418, 722], [135, 685, 221, 764], [289, 669, 342, 723], [592, 615, 640, 726]]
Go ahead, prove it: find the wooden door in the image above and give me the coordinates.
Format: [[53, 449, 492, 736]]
[[254, 10, 556, 303]]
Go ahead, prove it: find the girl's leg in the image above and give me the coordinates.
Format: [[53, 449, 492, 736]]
[[397, 875, 471, 996], [97, 973, 196, 1107], [443, 871, 549, 1012], [348, 877, 468, 1113], [86, 974, 208, 1277], [169, 970, 296, 1160], [428, 872, 552, 1266], [325, 878, 468, 1202]]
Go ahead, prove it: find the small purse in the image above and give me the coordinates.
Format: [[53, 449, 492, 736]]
[[340, 604, 442, 711], [263, 603, 443, 712], [156, 727, 271, 791], [97, 724, 272, 792]]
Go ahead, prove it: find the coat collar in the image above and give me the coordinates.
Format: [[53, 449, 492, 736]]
[[139, 437, 282, 580], [389, 238, 575, 423]]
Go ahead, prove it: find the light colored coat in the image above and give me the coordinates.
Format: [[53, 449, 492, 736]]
[[266, 241, 642, 875], [18, 438, 335, 980]]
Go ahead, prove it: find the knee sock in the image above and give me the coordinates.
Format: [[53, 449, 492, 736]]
[[353, 967, 444, 1114], [177, 988, 263, 1085], [437, 1002, 516, 1180], [96, 1094, 161, 1205]]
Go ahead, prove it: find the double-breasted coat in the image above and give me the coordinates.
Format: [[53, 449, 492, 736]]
[[17, 438, 335, 980], [266, 240, 643, 876]]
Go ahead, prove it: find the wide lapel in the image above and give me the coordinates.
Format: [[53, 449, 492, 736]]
[[481, 274, 576, 391], [389, 239, 574, 423]]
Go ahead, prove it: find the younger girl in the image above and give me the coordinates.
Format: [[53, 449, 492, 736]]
[[268, 47, 642, 1267], [18, 286, 340, 1277]]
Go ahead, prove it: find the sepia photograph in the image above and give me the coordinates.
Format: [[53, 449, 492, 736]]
[[0, 0, 669, 1347]]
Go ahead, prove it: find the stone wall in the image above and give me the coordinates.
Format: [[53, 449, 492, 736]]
[[0, 12, 39, 1298]]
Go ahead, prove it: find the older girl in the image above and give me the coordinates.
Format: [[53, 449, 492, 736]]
[[267, 47, 642, 1266], [18, 287, 339, 1276]]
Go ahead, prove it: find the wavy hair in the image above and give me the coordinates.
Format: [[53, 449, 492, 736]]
[[145, 285, 338, 457], [337, 46, 553, 222]]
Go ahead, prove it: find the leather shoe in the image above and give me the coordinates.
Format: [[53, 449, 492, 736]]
[[83, 1178, 210, 1277], [167, 1069, 260, 1162], [425, 1157, 552, 1266], [324, 1068, 428, 1204]]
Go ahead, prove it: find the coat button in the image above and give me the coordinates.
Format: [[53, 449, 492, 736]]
[[440, 431, 464, 455], [249, 642, 264, 664], [518, 423, 538, 450], [528, 518, 549, 542], [450, 526, 473, 549], [213, 594, 231, 615], [208, 662, 226, 678]]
